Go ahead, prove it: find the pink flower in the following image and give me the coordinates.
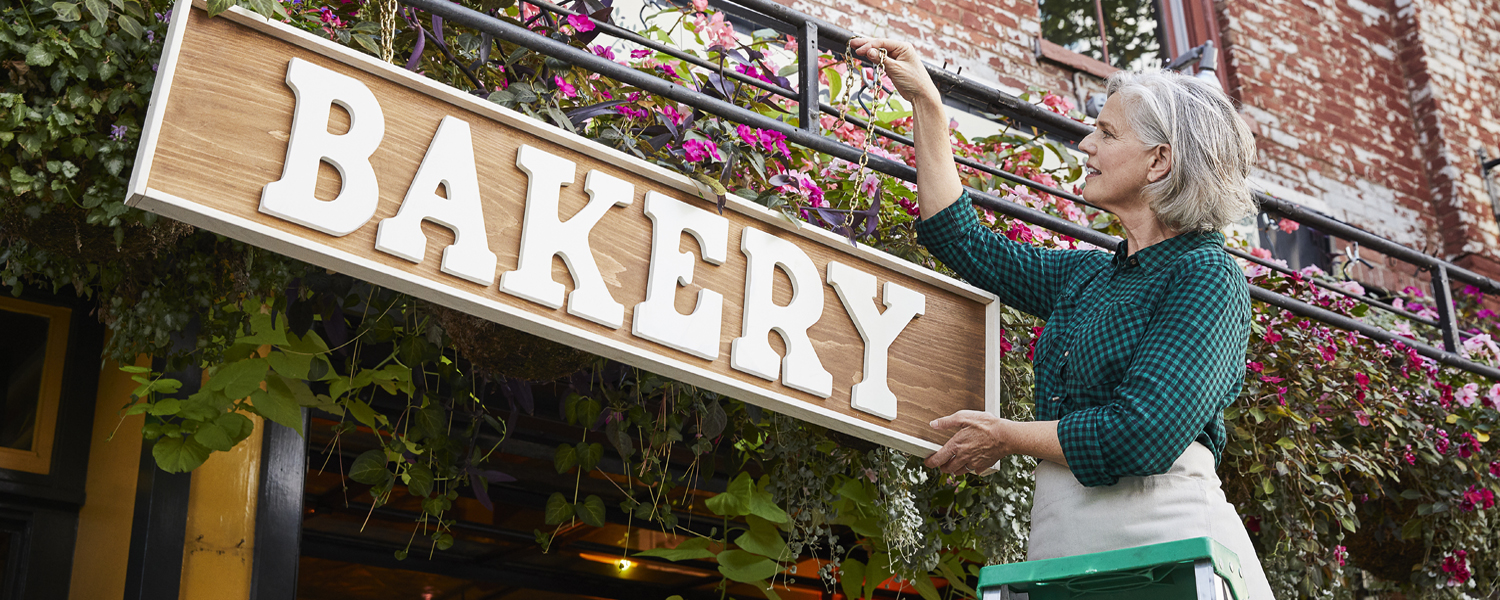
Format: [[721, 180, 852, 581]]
[[898, 198, 920, 216], [1005, 221, 1034, 243], [553, 75, 577, 98], [1260, 375, 1284, 383], [1441, 550, 1471, 585], [1460, 486, 1495, 511], [591, 44, 615, 60], [658, 63, 681, 80], [1263, 330, 1283, 344], [1405, 445, 1417, 465], [691, 0, 708, 10], [1249, 247, 1273, 260], [1490, 461, 1500, 478], [1333, 545, 1347, 567], [1247, 361, 1264, 373], [1455, 382, 1479, 407], [1319, 345, 1336, 362], [1355, 411, 1370, 427], [1040, 93, 1075, 114], [1354, 372, 1369, 388], [1277, 218, 1300, 233], [681, 139, 722, 163], [566, 13, 594, 32], [630, 48, 652, 59], [998, 329, 1013, 356], [757, 129, 790, 158], [736, 124, 757, 146]]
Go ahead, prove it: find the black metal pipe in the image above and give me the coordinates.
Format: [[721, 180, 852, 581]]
[[1224, 247, 1444, 329], [1255, 192, 1500, 294], [798, 21, 819, 133]]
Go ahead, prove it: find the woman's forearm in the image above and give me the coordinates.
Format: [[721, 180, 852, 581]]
[[911, 94, 965, 220], [1003, 419, 1068, 467]]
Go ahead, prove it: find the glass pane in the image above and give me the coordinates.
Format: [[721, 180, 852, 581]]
[[1102, 0, 1165, 71], [1038, 0, 1106, 64], [0, 310, 50, 451]]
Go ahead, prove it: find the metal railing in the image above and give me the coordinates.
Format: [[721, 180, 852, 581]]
[[398, 0, 1500, 380]]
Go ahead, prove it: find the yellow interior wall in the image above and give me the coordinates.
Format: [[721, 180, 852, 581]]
[[68, 355, 148, 600], [177, 412, 265, 600]]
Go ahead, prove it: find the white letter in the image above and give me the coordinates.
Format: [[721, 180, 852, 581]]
[[499, 145, 632, 329], [730, 227, 832, 397], [260, 57, 384, 236], [826, 261, 925, 420], [374, 116, 497, 285], [632, 192, 728, 360]]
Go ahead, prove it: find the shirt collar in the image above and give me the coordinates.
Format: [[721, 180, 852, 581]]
[[1112, 230, 1225, 271]]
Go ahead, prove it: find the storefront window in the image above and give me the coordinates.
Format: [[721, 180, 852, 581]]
[[0, 311, 50, 452], [1039, 0, 1166, 71]]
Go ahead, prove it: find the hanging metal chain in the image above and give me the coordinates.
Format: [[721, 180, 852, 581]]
[[841, 42, 887, 205], [379, 0, 400, 64]]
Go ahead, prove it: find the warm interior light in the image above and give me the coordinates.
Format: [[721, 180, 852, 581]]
[[616, 558, 635, 571]]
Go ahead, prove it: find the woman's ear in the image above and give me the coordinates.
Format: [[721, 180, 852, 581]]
[[1147, 144, 1172, 183]]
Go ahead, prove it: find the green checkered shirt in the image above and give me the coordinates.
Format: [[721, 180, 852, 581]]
[[915, 191, 1251, 487]]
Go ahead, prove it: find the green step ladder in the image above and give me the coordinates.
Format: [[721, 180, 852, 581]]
[[977, 537, 1248, 600]]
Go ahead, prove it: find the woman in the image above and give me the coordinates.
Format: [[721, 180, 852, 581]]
[[849, 39, 1275, 598]]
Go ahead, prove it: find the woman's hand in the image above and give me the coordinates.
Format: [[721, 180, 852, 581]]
[[847, 38, 940, 106], [925, 411, 1068, 474]]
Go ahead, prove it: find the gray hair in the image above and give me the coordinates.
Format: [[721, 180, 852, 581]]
[[1104, 70, 1258, 233]]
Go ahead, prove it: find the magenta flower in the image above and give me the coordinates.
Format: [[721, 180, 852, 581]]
[[1248, 361, 1264, 373], [630, 48, 652, 59], [591, 45, 615, 60], [1404, 446, 1417, 465], [736, 124, 757, 146], [566, 13, 595, 32], [553, 75, 577, 98], [1333, 545, 1347, 567], [1354, 372, 1369, 388], [1461, 486, 1495, 511], [1263, 330, 1283, 344], [1354, 411, 1370, 427], [1441, 551, 1471, 585], [681, 139, 721, 163], [757, 129, 790, 158], [1490, 461, 1500, 478], [1319, 345, 1336, 362]]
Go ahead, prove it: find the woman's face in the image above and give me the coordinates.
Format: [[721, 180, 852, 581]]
[[1077, 98, 1165, 214]]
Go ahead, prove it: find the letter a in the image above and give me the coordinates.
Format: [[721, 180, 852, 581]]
[[260, 57, 384, 236], [731, 228, 832, 398], [633, 192, 728, 360], [499, 145, 632, 329], [374, 116, 498, 285], [826, 261, 925, 420]]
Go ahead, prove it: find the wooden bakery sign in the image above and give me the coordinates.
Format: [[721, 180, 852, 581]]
[[128, 0, 1001, 456]]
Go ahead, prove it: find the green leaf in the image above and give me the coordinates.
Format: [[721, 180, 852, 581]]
[[348, 449, 390, 484], [148, 398, 182, 416], [733, 515, 787, 559], [193, 422, 236, 451], [120, 365, 152, 374], [544, 492, 574, 525], [748, 484, 789, 524], [911, 574, 941, 600], [205, 0, 235, 17], [209, 358, 269, 400], [554, 444, 578, 474], [26, 42, 57, 67], [251, 388, 303, 435], [405, 463, 434, 497], [705, 472, 753, 517], [839, 557, 865, 600], [347, 399, 379, 429], [634, 537, 714, 561], [413, 404, 447, 440], [577, 494, 606, 527], [267, 349, 312, 380], [51, 2, 82, 21], [577, 442, 603, 472], [83, 0, 109, 21], [1399, 517, 1424, 540], [217, 412, 254, 444], [152, 436, 211, 473], [716, 549, 778, 583]]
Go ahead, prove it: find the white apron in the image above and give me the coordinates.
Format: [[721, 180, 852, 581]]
[[1027, 442, 1277, 599]]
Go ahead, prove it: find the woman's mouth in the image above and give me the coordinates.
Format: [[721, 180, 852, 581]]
[[1085, 166, 1102, 179]]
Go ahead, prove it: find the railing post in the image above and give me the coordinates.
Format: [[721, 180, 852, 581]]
[[798, 21, 819, 134], [1431, 264, 1462, 354]]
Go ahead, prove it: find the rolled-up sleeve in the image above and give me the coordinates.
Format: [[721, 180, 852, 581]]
[[1057, 257, 1251, 487], [914, 191, 1097, 321]]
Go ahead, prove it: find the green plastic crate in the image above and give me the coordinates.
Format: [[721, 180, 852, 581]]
[[977, 537, 1247, 600]]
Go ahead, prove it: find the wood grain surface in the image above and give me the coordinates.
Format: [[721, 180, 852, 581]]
[[141, 5, 991, 446]]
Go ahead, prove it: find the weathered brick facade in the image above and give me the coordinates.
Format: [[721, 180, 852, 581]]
[[776, 0, 1500, 282]]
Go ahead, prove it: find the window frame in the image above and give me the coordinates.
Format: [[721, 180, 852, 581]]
[[0, 297, 72, 476], [1035, 0, 1227, 90]]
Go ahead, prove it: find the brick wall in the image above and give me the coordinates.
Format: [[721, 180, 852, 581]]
[[770, 0, 1499, 280]]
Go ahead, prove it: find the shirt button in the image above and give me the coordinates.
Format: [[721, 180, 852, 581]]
[[1063, 350, 1070, 358], [1050, 396, 1060, 402]]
